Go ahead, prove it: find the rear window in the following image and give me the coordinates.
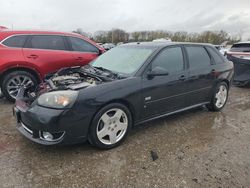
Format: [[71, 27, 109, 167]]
[[206, 47, 224, 64], [2, 35, 27, 48], [231, 43, 250, 52], [28, 35, 67, 51], [186, 46, 211, 69]]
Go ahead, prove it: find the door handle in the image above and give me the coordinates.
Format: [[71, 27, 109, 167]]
[[27, 54, 38, 59], [75, 57, 83, 60], [179, 75, 186, 81]]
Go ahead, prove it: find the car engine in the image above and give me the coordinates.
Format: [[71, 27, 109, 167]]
[[18, 65, 119, 103]]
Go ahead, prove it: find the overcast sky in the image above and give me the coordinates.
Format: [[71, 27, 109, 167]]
[[0, 0, 250, 39]]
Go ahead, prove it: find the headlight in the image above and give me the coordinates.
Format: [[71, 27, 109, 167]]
[[38, 90, 78, 109]]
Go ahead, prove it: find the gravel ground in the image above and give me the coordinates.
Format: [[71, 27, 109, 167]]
[[0, 86, 249, 188]]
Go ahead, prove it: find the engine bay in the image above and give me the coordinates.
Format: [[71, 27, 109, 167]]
[[18, 65, 120, 103], [48, 73, 99, 90]]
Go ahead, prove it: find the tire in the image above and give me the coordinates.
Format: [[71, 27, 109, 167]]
[[88, 103, 132, 149], [206, 82, 229, 112], [0, 89, 3, 99], [1, 71, 38, 102]]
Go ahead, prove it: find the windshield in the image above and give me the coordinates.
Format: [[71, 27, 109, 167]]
[[91, 47, 154, 75]]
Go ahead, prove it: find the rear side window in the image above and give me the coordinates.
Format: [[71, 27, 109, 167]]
[[206, 47, 224, 64], [186, 46, 211, 69], [151, 47, 184, 73], [231, 43, 250, 52], [2, 35, 27, 48], [68, 37, 99, 53], [28, 35, 66, 50]]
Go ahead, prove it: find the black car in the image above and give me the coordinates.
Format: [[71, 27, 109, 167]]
[[14, 42, 234, 149], [226, 42, 250, 86]]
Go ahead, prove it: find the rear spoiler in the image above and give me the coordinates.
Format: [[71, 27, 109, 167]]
[[226, 51, 250, 60]]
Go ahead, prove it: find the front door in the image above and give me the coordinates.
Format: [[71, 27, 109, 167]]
[[67, 36, 99, 66], [141, 46, 189, 119]]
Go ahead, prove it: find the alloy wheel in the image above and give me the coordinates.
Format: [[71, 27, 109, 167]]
[[6, 75, 34, 99], [215, 85, 228, 108], [96, 108, 128, 145]]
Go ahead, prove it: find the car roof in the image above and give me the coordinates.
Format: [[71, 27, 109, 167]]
[[121, 42, 213, 49], [0, 29, 86, 41], [233, 41, 250, 45]]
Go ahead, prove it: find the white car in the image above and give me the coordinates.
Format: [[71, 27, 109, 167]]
[[214, 45, 228, 56], [152, 38, 172, 42]]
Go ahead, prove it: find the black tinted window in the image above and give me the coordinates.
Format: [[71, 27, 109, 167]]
[[206, 47, 224, 64], [29, 35, 66, 50], [152, 47, 184, 73], [186, 46, 211, 69], [2, 35, 27, 47], [231, 43, 250, 52], [68, 37, 98, 53]]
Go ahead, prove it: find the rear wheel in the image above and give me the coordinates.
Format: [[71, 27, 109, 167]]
[[1, 71, 38, 102], [88, 103, 132, 149], [206, 82, 229, 111]]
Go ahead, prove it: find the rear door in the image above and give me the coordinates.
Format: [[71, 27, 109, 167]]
[[184, 45, 215, 106], [0, 35, 27, 68], [23, 35, 76, 77], [66, 36, 99, 65], [141, 46, 189, 119]]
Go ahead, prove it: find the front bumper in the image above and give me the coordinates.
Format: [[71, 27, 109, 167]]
[[14, 99, 91, 145]]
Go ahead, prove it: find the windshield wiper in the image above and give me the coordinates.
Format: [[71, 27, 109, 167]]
[[94, 66, 128, 79], [93, 66, 113, 73], [93, 66, 123, 77]]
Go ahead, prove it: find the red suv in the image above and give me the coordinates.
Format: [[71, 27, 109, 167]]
[[0, 30, 105, 101]]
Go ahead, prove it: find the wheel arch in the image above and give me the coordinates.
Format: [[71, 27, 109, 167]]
[[221, 79, 230, 88], [89, 98, 136, 131], [0, 67, 42, 85], [104, 99, 135, 123]]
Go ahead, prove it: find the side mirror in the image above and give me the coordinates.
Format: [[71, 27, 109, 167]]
[[147, 66, 169, 79], [98, 49, 103, 56]]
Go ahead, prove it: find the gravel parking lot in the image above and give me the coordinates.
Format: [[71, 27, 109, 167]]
[[0, 86, 249, 188]]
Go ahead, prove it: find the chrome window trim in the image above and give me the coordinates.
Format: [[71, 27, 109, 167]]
[[0, 34, 99, 54], [0, 34, 29, 48]]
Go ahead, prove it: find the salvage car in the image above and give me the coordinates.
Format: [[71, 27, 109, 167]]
[[14, 42, 234, 149], [0, 30, 105, 101], [226, 42, 250, 86]]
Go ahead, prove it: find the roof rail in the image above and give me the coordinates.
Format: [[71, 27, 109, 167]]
[[0, 26, 8, 30]]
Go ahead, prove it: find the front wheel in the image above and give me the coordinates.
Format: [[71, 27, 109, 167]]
[[1, 71, 38, 102], [88, 103, 132, 149], [206, 82, 229, 111]]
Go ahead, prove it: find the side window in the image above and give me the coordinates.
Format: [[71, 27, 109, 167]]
[[2, 35, 27, 48], [206, 47, 224, 64], [151, 47, 184, 73], [28, 35, 66, 50], [186, 46, 211, 69], [68, 37, 98, 53]]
